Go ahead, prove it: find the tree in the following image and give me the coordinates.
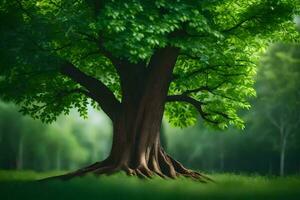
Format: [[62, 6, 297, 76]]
[[0, 0, 299, 181], [0, 101, 89, 171], [257, 42, 300, 176], [0, 101, 24, 169]]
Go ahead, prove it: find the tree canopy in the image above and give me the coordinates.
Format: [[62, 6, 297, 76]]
[[0, 0, 299, 128]]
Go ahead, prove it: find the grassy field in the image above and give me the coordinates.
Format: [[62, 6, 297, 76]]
[[0, 170, 299, 200]]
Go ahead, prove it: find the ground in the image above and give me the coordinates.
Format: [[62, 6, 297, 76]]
[[0, 170, 300, 200]]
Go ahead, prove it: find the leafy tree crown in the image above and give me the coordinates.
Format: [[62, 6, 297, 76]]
[[0, 0, 299, 128]]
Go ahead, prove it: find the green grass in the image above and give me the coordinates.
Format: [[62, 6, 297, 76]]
[[0, 170, 300, 200]]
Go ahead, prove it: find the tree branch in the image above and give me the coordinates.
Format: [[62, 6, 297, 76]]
[[222, 19, 249, 33], [266, 111, 281, 129], [56, 88, 93, 100], [166, 95, 219, 124], [172, 63, 247, 81], [182, 81, 227, 95], [61, 62, 121, 121], [169, 14, 258, 41], [167, 93, 235, 124], [75, 31, 124, 73]]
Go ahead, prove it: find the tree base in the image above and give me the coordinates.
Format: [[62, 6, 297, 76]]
[[41, 155, 214, 183]]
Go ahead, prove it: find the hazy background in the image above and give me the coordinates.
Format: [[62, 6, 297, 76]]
[[0, 19, 299, 176]]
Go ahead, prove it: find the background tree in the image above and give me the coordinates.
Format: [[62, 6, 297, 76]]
[[0, 0, 299, 180], [0, 101, 89, 171], [256, 43, 300, 176]]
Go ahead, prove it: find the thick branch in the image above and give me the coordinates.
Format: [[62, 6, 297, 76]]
[[76, 32, 149, 100], [75, 31, 125, 75], [167, 94, 234, 123], [61, 62, 121, 121], [75, 31, 109, 60], [166, 95, 218, 124]]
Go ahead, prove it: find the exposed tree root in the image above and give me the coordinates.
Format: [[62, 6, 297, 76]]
[[40, 156, 214, 183]]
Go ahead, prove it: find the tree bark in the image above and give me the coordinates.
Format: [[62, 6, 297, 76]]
[[45, 47, 212, 182], [160, 123, 167, 150]]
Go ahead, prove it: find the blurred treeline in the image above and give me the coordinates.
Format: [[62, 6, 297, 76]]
[[0, 104, 112, 171], [1, 26, 300, 176]]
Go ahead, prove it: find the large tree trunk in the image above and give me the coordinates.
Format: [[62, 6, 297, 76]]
[[45, 47, 212, 182]]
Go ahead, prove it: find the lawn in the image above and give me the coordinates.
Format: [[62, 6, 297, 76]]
[[0, 170, 299, 200]]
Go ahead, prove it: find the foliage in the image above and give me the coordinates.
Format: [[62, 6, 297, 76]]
[[164, 40, 300, 175], [0, 0, 299, 128]]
